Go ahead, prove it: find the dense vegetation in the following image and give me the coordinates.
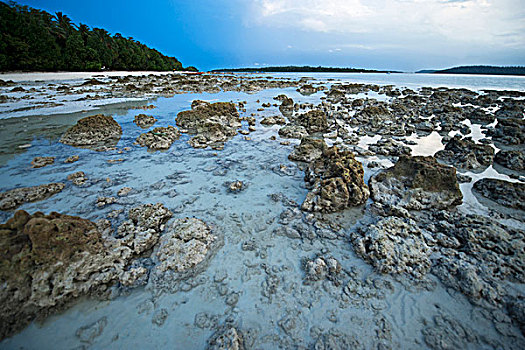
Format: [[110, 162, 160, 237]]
[[0, 1, 194, 72], [213, 66, 398, 73], [420, 66, 525, 76]]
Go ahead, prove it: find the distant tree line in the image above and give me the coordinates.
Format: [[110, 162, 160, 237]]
[[212, 65, 399, 73], [0, 1, 195, 72], [435, 66, 525, 76]]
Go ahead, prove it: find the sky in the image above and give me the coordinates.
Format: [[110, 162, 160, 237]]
[[14, 0, 525, 71]]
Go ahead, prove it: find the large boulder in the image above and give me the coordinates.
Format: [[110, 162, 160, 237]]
[[176, 101, 241, 150], [136, 126, 180, 150], [299, 142, 369, 212], [435, 136, 494, 170], [369, 156, 463, 210], [472, 178, 525, 211], [0, 183, 65, 211], [60, 114, 122, 150]]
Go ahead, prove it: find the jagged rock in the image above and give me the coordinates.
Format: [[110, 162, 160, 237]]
[[60, 114, 122, 150], [64, 155, 79, 163], [260, 115, 286, 126], [369, 156, 462, 210], [155, 218, 216, 273], [353, 216, 431, 279], [0, 183, 65, 211], [288, 137, 328, 163], [472, 178, 525, 210], [176, 101, 241, 149], [117, 187, 132, 197], [67, 171, 88, 186], [31, 156, 54, 168], [207, 326, 244, 350], [488, 117, 525, 145], [494, 150, 525, 171], [278, 125, 308, 139], [435, 136, 494, 170], [300, 142, 369, 212], [368, 138, 411, 157], [312, 329, 361, 349], [96, 196, 116, 208], [136, 126, 180, 150], [133, 114, 157, 128], [422, 314, 480, 350], [295, 110, 328, 133]]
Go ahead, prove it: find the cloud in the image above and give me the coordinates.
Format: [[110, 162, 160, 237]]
[[250, 0, 525, 50]]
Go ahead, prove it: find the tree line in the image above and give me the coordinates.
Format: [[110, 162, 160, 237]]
[[0, 1, 195, 72], [212, 65, 398, 73], [434, 66, 525, 76]]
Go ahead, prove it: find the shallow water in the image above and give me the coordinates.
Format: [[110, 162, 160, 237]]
[[0, 74, 524, 349]]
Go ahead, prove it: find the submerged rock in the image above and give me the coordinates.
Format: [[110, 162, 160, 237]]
[[133, 113, 157, 128], [224, 180, 246, 193], [299, 142, 369, 212], [353, 216, 431, 279], [0, 183, 65, 211], [304, 255, 342, 282], [435, 136, 494, 170], [67, 171, 88, 186], [136, 126, 180, 150], [31, 156, 55, 168], [60, 114, 122, 150], [369, 156, 462, 210], [176, 100, 241, 150], [472, 178, 525, 211], [64, 155, 79, 163], [277, 95, 294, 117]]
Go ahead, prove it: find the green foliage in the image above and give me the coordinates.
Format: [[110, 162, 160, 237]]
[[0, 1, 193, 72]]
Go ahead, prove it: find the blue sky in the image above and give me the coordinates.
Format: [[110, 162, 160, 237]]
[[15, 0, 525, 71]]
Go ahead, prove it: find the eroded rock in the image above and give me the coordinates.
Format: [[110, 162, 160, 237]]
[[435, 136, 494, 171], [472, 178, 525, 211], [136, 126, 180, 150], [0, 183, 65, 211], [133, 114, 157, 128]]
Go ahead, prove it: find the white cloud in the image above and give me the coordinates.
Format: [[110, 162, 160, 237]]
[[251, 0, 525, 50]]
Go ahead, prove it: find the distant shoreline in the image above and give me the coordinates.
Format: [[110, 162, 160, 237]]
[[212, 66, 401, 74]]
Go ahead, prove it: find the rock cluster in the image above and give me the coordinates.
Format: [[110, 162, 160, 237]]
[[0, 183, 65, 210], [136, 126, 180, 150], [176, 100, 241, 150], [295, 109, 328, 134], [369, 156, 463, 210], [60, 114, 122, 150], [495, 150, 524, 171]]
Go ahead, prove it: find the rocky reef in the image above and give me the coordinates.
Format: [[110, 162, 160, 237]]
[[60, 114, 122, 150], [176, 100, 241, 150]]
